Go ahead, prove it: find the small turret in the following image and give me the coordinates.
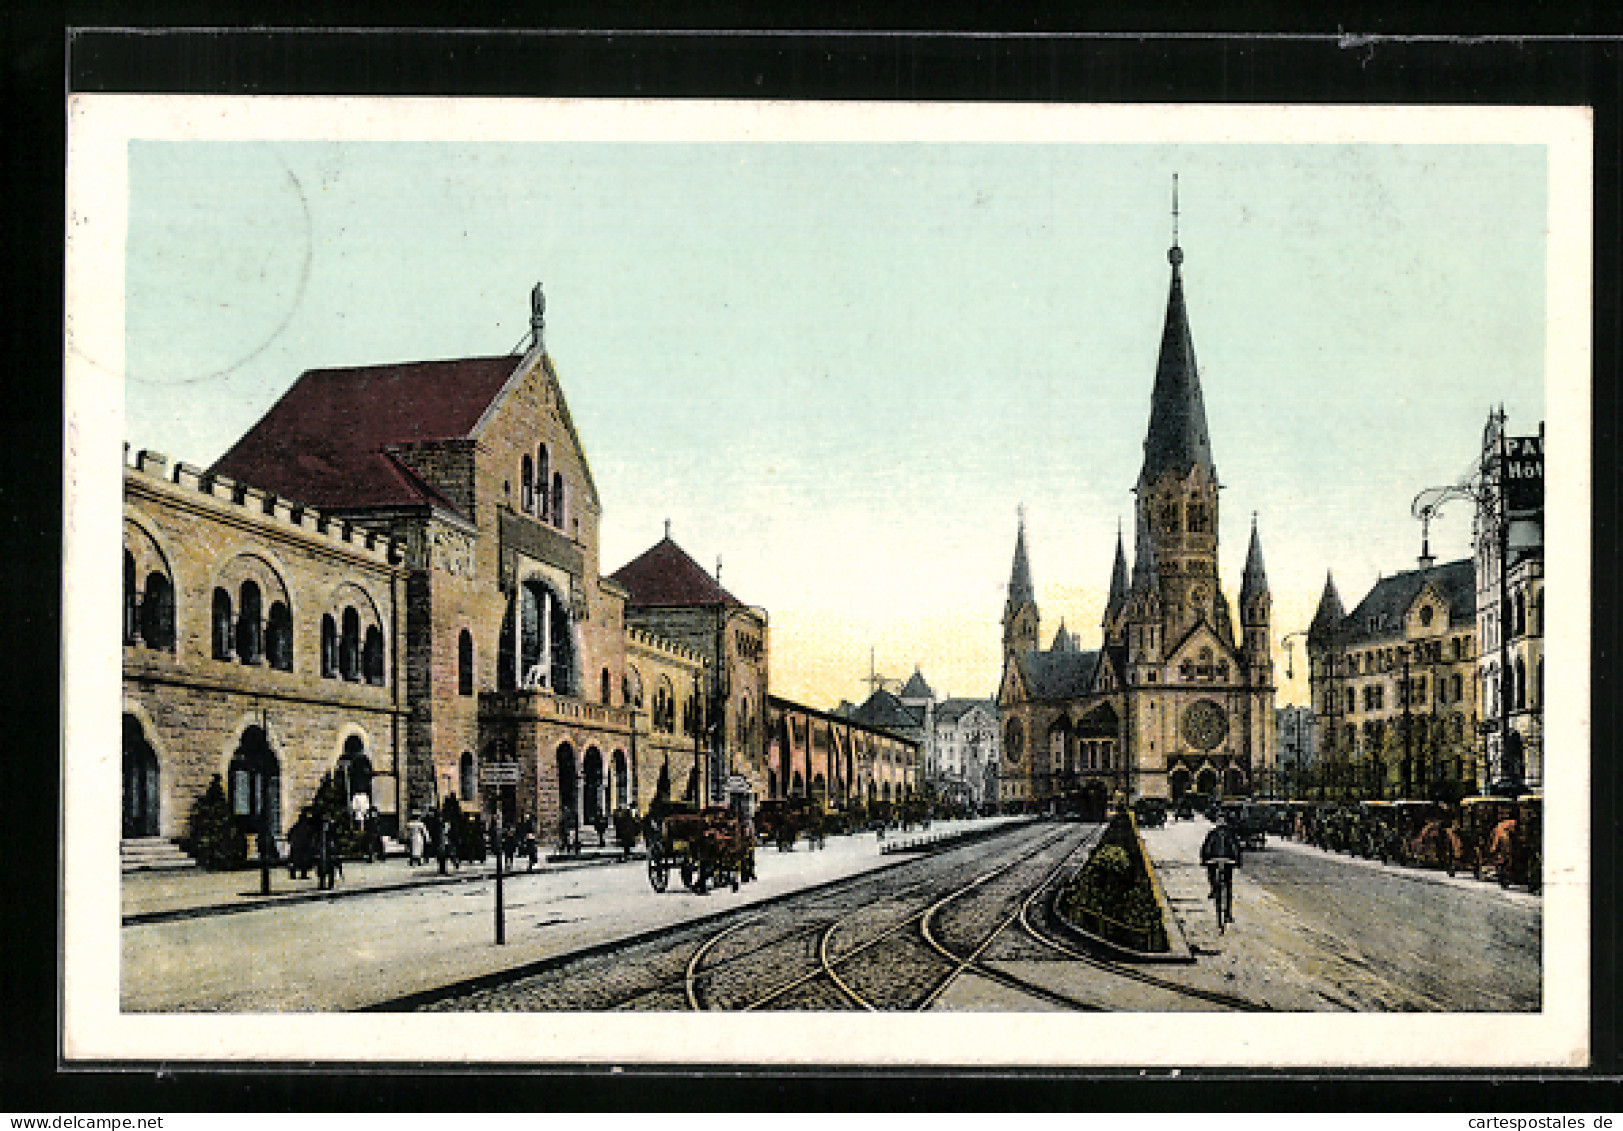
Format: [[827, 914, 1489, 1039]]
[[1308, 570, 1345, 647], [1103, 521, 1129, 632], [1003, 508, 1040, 658]]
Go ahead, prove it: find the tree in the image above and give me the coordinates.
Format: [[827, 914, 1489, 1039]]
[[184, 774, 246, 870]]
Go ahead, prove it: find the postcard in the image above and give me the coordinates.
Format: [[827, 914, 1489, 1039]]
[[64, 96, 1590, 1067]]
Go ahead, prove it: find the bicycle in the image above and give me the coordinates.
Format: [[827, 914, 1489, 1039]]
[[1206, 857, 1236, 933]]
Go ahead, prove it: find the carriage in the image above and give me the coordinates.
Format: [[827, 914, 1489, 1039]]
[[646, 805, 756, 894], [1461, 793, 1542, 892], [1132, 797, 1168, 828], [1458, 795, 1517, 882], [754, 797, 827, 852]]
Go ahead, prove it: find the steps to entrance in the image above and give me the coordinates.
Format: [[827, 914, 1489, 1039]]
[[121, 837, 197, 873]]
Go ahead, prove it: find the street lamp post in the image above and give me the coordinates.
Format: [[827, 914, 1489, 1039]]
[[1412, 409, 1516, 796]]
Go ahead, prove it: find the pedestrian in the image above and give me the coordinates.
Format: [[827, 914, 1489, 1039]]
[[316, 818, 338, 890], [405, 811, 428, 866], [287, 809, 315, 880], [1199, 813, 1242, 928]]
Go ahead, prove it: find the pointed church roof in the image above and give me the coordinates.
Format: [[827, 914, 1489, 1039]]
[[1007, 510, 1035, 609], [1050, 620, 1079, 653], [610, 536, 743, 609], [211, 354, 527, 515], [1307, 571, 1345, 645], [1130, 514, 1160, 593], [1240, 515, 1270, 605], [1140, 241, 1216, 483], [899, 668, 935, 701], [1104, 524, 1130, 623]]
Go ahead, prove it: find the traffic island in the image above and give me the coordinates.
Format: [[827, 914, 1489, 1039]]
[[1050, 809, 1192, 964]]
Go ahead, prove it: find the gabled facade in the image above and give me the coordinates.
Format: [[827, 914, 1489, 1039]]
[[1305, 559, 1480, 801], [609, 534, 771, 808], [997, 230, 1276, 810], [124, 289, 755, 859]]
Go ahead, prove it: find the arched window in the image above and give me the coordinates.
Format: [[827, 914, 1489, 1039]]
[[520, 454, 534, 513], [362, 626, 385, 685], [549, 591, 573, 694], [536, 445, 550, 522], [141, 571, 175, 650], [1514, 592, 1526, 637], [459, 752, 476, 801], [212, 588, 234, 661], [1451, 673, 1463, 703], [1186, 502, 1209, 533], [458, 630, 474, 696], [124, 551, 138, 645], [601, 667, 612, 706], [236, 580, 262, 665], [340, 607, 361, 681], [654, 678, 675, 734], [321, 614, 338, 678], [551, 472, 565, 530], [1514, 657, 1527, 710], [265, 600, 292, 671]]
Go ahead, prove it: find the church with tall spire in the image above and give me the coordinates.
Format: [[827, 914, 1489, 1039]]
[[996, 186, 1277, 809]]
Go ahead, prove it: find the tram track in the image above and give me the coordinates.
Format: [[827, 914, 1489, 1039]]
[[690, 823, 1085, 1011], [410, 817, 1273, 1014]]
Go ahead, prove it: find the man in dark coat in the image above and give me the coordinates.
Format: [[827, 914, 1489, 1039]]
[[1200, 814, 1243, 927]]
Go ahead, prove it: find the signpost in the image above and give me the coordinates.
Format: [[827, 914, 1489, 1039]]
[[481, 762, 522, 944]]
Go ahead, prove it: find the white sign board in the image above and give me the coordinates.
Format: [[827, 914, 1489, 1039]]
[[481, 763, 522, 786]]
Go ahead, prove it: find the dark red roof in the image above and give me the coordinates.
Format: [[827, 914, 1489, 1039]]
[[610, 537, 741, 609], [210, 356, 522, 512]]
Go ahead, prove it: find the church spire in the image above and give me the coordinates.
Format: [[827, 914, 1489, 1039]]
[[1007, 506, 1034, 609], [1003, 507, 1040, 658], [1130, 511, 1160, 594], [1104, 520, 1130, 625], [1240, 513, 1269, 608], [1140, 177, 1215, 484]]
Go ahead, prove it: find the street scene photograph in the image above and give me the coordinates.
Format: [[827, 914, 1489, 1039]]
[[63, 98, 1589, 1068]]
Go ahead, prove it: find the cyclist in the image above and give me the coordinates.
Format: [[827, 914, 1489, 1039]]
[[1200, 812, 1244, 931]]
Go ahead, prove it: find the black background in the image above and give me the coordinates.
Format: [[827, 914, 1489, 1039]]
[[5, 2, 1618, 1113]]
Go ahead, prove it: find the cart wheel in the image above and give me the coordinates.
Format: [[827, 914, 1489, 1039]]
[[648, 856, 668, 893]]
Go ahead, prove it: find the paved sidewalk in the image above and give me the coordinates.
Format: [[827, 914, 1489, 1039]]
[[1137, 816, 1540, 1011], [122, 845, 642, 922]]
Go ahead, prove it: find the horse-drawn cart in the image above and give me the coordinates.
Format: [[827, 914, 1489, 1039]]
[[646, 806, 756, 894]]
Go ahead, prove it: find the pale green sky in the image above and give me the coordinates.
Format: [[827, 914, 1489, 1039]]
[[125, 140, 1547, 706]]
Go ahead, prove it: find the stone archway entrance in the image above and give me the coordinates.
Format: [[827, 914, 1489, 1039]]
[[556, 744, 578, 836], [1169, 765, 1192, 801], [338, 735, 372, 825], [122, 714, 159, 838], [229, 725, 281, 835], [1194, 765, 1218, 798], [582, 748, 605, 829]]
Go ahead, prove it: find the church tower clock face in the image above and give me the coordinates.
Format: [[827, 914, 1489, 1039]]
[[1183, 699, 1227, 751]]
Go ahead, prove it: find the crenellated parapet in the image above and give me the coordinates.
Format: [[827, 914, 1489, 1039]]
[[125, 445, 402, 566], [626, 625, 708, 668]]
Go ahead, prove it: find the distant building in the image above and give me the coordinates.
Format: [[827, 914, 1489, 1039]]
[[933, 698, 1001, 809], [609, 535, 771, 809], [1306, 560, 1480, 802], [765, 696, 920, 808], [842, 668, 998, 809], [1274, 705, 1316, 795]]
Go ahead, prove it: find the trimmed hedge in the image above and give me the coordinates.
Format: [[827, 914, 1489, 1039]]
[[1055, 810, 1169, 953]]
